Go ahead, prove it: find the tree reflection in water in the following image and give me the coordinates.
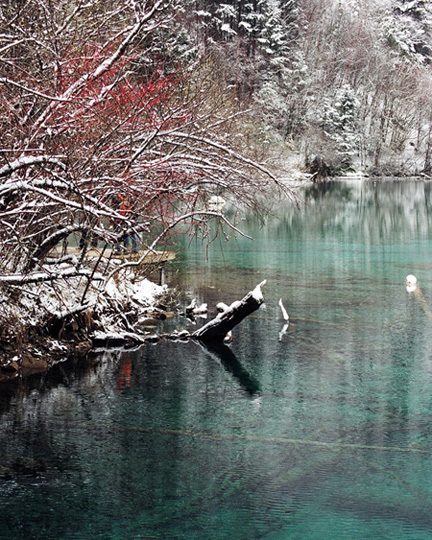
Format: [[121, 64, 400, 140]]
[[2, 180, 432, 539]]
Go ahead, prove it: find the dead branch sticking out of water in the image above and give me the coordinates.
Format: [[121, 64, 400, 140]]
[[90, 281, 267, 349], [191, 280, 266, 343]]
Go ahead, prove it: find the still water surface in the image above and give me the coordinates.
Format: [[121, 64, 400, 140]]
[[2, 180, 432, 539]]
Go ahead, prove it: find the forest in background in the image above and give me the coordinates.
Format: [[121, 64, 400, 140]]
[[177, 0, 432, 176]]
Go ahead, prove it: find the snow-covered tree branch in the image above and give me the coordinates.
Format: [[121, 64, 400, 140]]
[[0, 0, 294, 363]]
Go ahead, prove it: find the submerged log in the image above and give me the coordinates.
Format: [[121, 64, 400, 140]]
[[91, 331, 159, 348], [192, 280, 266, 343]]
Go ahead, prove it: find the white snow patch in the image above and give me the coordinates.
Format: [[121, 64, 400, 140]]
[[47, 339, 68, 352], [251, 280, 266, 302], [221, 23, 237, 35]]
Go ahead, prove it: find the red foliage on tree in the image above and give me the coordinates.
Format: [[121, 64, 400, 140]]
[[0, 0, 290, 298]]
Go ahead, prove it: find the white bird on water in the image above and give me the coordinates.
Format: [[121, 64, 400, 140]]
[[405, 274, 417, 293]]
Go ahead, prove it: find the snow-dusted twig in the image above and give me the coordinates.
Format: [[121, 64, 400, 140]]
[[0, 156, 66, 178], [0, 267, 102, 285]]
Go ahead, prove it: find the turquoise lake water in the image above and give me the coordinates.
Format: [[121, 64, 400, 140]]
[[2, 179, 432, 539]]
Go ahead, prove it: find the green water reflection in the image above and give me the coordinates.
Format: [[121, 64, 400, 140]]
[[2, 180, 432, 539]]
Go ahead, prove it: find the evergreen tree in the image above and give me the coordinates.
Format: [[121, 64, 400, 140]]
[[383, 0, 432, 63], [320, 84, 360, 172], [190, 0, 297, 59]]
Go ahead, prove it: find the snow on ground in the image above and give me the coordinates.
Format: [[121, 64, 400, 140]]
[[1, 264, 166, 354]]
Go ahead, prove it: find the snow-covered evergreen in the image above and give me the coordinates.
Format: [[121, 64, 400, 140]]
[[320, 84, 360, 171], [184, 0, 432, 175]]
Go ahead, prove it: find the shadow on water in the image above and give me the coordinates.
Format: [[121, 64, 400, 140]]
[[198, 341, 261, 396]]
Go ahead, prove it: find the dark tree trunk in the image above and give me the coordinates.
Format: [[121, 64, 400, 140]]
[[423, 126, 432, 175], [192, 280, 266, 342]]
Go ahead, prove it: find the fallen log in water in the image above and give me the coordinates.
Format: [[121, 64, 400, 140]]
[[89, 281, 266, 350], [92, 331, 159, 348], [192, 280, 266, 343]]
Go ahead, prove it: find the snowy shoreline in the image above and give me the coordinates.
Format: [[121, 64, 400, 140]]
[[0, 273, 169, 382]]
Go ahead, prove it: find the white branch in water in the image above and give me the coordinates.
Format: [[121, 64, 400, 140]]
[[185, 298, 207, 318], [278, 298, 289, 322], [279, 323, 289, 342], [91, 330, 149, 346]]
